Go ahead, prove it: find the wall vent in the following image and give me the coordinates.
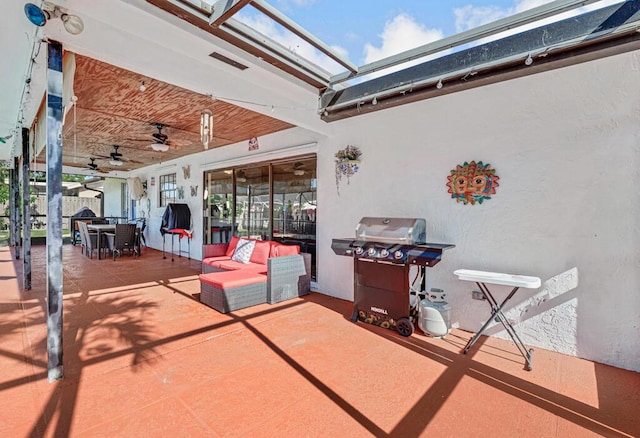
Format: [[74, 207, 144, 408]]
[[208, 52, 248, 70]]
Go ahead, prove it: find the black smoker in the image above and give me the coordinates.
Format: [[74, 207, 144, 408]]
[[332, 217, 455, 336]]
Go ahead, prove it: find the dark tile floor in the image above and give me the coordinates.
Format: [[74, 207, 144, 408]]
[[1, 244, 638, 437]]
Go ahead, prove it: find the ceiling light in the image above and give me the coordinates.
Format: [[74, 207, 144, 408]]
[[109, 159, 123, 167], [24, 3, 84, 35], [200, 109, 213, 150], [151, 142, 170, 152], [293, 162, 305, 176], [236, 170, 247, 183], [139, 81, 146, 92]]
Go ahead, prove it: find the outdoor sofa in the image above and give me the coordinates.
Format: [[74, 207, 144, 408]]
[[199, 236, 311, 313]]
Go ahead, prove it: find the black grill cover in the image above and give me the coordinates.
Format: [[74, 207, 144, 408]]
[[72, 207, 97, 218], [160, 203, 191, 235]]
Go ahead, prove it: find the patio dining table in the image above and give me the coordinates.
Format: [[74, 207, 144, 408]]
[[87, 224, 115, 260]]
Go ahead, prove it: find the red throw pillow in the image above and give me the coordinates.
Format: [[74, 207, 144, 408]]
[[250, 240, 271, 265], [225, 236, 240, 257], [275, 244, 300, 257]]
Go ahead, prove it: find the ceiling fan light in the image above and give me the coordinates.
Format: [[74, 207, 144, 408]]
[[109, 159, 123, 167], [294, 169, 305, 176], [151, 142, 170, 152]]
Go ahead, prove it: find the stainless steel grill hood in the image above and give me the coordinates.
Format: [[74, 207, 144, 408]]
[[355, 217, 426, 244]]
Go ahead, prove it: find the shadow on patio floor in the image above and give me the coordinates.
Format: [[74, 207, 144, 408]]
[[0, 244, 638, 437]]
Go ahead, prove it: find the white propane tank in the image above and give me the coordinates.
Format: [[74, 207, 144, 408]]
[[418, 288, 451, 337]]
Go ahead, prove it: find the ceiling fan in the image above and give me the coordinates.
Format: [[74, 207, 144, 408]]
[[87, 158, 107, 173], [108, 145, 124, 166], [151, 123, 170, 152], [293, 162, 305, 176]]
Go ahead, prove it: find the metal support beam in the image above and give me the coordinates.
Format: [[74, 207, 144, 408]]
[[209, 0, 251, 26], [10, 157, 20, 259], [46, 39, 64, 382], [21, 128, 31, 289]]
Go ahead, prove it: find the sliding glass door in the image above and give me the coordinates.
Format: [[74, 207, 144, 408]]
[[234, 165, 270, 240], [202, 155, 317, 280], [203, 169, 233, 244], [272, 158, 317, 279]]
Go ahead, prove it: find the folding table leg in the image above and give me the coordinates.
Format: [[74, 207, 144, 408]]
[[464, 282, 534, 370]]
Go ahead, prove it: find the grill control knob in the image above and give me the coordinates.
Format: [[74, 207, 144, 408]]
[[380, 249, 389, 258], [354, 246, 364, 255], [394, 250, 404, 260], [367, 247, 376, 256]]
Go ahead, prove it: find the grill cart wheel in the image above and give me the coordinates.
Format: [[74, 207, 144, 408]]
[[396, 318, 414, 337]]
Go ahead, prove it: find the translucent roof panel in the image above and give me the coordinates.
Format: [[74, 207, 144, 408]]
[[169, 1, 624, 88]]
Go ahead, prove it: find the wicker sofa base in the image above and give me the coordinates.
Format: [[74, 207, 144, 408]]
[[200, 280, 267, 313]]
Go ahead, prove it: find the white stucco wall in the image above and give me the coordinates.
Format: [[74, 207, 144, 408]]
[[316, 51, 640, 372]]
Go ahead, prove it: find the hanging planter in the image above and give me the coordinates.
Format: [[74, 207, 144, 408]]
[[335, 145, 362, 195]]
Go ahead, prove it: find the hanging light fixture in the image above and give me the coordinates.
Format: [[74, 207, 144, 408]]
[[200, 109, 213, 150], [24, 3, 85, 35], [151, 142, 169, 152]]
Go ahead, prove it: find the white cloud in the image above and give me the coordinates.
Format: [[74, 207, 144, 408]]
[[454, 5, 510, 33], [363, 13, 444, 64]]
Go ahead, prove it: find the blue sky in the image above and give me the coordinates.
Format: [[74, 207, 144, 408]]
[[233, 0, 619, 75]]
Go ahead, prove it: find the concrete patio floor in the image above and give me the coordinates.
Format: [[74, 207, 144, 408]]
[[0, 244, 638, 437]]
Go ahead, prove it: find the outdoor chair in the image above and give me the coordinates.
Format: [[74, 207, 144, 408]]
[[104, 224, 138, 261], [77, 221, 103, 259]]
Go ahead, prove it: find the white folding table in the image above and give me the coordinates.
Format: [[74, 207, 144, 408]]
[[454, 269, 541, 370]]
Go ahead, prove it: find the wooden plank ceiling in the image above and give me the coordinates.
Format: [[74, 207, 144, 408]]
[[52, 54, 294, 173]]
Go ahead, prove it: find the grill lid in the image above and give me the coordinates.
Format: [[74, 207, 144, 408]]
[[355, 217, 426, 244]]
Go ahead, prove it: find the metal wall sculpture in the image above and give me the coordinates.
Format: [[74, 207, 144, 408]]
[[447, 160, 500, 205]]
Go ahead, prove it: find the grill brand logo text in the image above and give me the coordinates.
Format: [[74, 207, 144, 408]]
[[370, 306, 388, 315]]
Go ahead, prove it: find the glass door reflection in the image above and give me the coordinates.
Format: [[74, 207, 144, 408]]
[[203, 170, 233, 244], [235, 166, 270, 240]]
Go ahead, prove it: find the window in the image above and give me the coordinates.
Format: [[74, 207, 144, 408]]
[[159, 173, 176, 207]]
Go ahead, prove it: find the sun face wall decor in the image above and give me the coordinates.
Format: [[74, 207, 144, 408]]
[[447, 161, 500, 205]]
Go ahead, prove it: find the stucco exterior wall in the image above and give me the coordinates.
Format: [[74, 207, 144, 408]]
[[316, 51, 640, 372]]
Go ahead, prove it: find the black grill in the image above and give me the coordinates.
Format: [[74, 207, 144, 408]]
[[331, 217, 455, 336]]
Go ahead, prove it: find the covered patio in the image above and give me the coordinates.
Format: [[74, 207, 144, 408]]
[[1, 244, 638, 437]]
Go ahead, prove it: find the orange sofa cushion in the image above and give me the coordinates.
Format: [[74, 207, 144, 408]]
[[202, 256, 231, 268], [216, 261, 267, 274], [274, 244, 300, 257], [250, 240, 272, 265], [199, 271, 267, 289], [225, 236, 240, 257]]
